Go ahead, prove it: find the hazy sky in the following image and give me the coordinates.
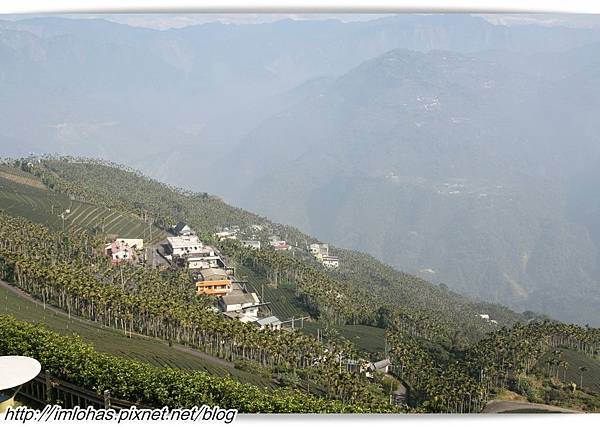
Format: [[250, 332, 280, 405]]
[[101, 13, 394, 29], [3, 13, 392, 29], [4, 13, 600, 30]]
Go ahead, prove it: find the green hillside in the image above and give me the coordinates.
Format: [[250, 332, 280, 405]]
[[236, 264, 310, 321], [302, 322, 386, 354], [0, 165, 164, 242], [0, 157, 598, 413], [21, 158, 525, 338], [0, 282, 273, 388]]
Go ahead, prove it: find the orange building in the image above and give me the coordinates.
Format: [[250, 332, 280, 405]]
[[195, 268, 233, 296]]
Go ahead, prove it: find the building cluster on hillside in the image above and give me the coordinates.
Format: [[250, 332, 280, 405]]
[[309, 243, 339, 269], [166, 234, 221, 270], [105, 238, 144, 265], [166, 223, 282, 330], [104, 222, 302, 331]]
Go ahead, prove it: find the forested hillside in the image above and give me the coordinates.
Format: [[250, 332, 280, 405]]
[[1, 157, 599, 413], [19, 157, 524, 340]]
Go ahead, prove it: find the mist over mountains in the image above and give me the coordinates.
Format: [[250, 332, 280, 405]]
[[2, 14, 600, 324]]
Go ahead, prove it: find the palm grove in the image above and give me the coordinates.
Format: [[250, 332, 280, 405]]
[[0, 156, 599, 412]]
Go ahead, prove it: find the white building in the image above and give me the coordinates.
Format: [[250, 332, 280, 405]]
[[215, 231, 237, 241], [114, 238, 144, 250], [270, 240, 290, 251], [309, 243, 338, 268], [187, 246, 221, 270], [369, 359, 391, 374], [223, 311, 258, 323], [172, 222, 195, 236], [105, 238, 143, 265], [219, 293, 261, 319], [167, 235, 203, 257], [242, 240, 261, 250], [309, 243, 329, 258], [254, 316, 282, 331], [321, 255, 339, 269]]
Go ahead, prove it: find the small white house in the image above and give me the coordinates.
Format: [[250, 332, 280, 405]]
[[309, 243, 329, 258], [254, 316, 282, 331], [186, 246, 220, 270], [112, 238, 144, 250], [369, 358, 391, 374], [105, 238, 143, 265], [219, 293, 261, 319], [309, 243, 321, 255], [215, 231, 237, 241], [322, 255, 339, 269], [172, 222, 195, 236], [270, 240, 290, 251]]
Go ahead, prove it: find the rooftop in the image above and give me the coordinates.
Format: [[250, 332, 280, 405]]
[[373, 359, 391, 370], [173, 222, 194, 235], [223, 311, 258, 323], [199, 267, 229, 281], [167, 235, 202, 249], [221, 292, 259, 306], [255, 316, 282, 326]]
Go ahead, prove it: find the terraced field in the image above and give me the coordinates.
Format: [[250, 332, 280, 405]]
[[0, 172, 165, 243], [235, 264, 311, 322], [0, 282, 274, 388], [302, 322, 386, 355]]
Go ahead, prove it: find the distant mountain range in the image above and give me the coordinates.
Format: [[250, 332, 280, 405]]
[[2, 14, 600, 324], [217, 46, 600, 325]]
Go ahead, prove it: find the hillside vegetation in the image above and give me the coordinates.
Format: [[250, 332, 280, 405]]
[[0, 315, 384, 413], [21, 158, 524, 340], [0, 284, 273, 387], [0, 165, 164, 241], [0, 157, 599, 413]]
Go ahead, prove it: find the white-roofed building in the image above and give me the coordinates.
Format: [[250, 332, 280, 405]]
[[219, 292, 261, 320], [172, 222, 195, 236], [186, 246, 221, 270], [215, 230, 237, 241], [322, 255, 339, 269], [254, 316, 282, 331], [167, 235, 203, 257], [105, 238, 144, 265], [309, 243, 329, 258]]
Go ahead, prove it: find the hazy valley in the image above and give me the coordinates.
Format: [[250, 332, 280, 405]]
[[2, 14, 600, 325]]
